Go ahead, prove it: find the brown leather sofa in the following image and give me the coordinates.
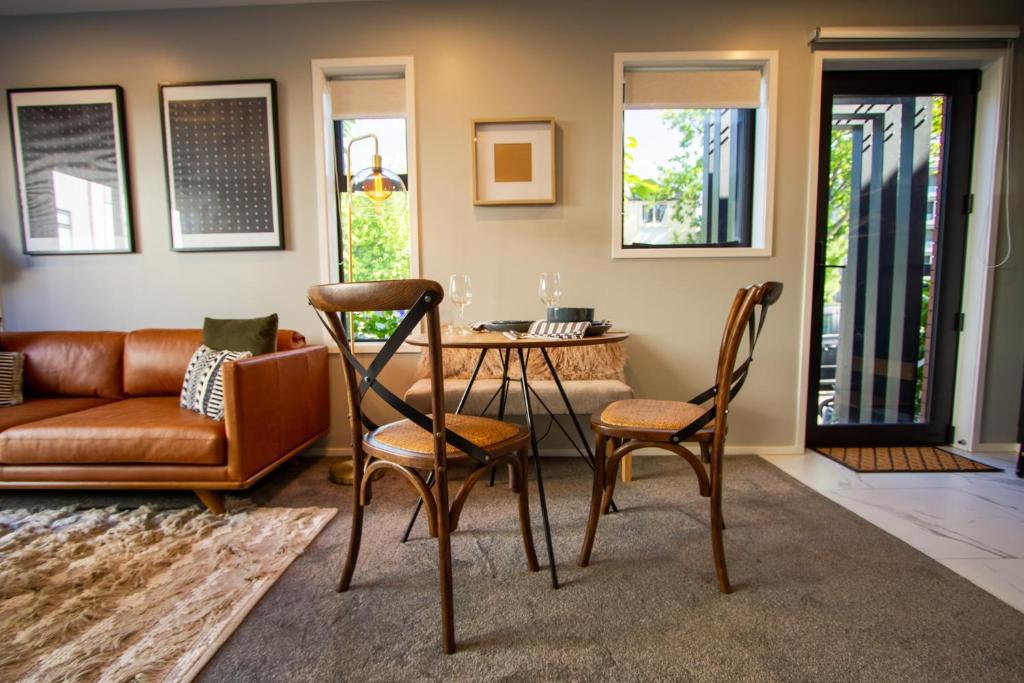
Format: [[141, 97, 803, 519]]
[[0, 328, 329, 512]]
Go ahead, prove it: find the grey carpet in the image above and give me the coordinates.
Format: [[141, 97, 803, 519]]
[[4, 455, 1023, 681]]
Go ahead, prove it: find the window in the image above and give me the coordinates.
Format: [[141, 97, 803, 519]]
[[329, 74, 417, 342], [612, 52, 777, 258]]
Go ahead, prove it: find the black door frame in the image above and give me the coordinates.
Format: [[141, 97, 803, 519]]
[[807, 70, 978, 447]]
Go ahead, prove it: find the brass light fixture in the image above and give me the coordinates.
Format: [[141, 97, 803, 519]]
[[330, 132, 407, 486]]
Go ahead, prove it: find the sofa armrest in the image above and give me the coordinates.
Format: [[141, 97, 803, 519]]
[[221, 345, 329, 482]]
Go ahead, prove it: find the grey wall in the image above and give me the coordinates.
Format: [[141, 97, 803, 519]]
[[0, 0, 1020, 449]]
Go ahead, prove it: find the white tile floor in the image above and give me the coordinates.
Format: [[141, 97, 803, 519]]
[[761, 448, 1024, 613]]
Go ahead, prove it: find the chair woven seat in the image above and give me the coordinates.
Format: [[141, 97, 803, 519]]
[[367, 413, 525, 455], [598, 399, 714, 437]]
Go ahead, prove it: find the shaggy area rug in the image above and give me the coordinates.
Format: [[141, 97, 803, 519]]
[[0, 503, 336, 682]]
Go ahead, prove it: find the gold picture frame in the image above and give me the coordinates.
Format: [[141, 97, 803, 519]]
[[471, 117, 556, 205]]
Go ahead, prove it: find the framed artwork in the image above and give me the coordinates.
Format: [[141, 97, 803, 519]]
[[159, 79, 284, 251], [7, 86, 134, 255], [472, 117, 556, 205]]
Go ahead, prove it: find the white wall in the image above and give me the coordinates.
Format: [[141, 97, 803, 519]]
[[0, 0, 1020, 450]]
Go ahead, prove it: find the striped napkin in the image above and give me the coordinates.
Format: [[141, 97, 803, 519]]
[[525, 320, 590, 339]]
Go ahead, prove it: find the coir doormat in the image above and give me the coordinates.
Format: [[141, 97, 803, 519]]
[[813, 446, 1002, 473]]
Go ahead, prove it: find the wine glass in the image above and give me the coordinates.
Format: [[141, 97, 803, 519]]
[[539, 272, 562, 311], [449, 274, 473, 335]]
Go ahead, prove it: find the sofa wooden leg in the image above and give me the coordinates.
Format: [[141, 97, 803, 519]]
[[195, 489, 226, 514]]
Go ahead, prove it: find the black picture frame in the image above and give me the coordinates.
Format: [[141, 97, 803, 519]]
[[159, 79, 284, 252], [6, 85, 135, 255]]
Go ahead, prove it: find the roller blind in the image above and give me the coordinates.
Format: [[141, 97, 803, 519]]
[[330, 77, 405, 118], [624, 69, 761, 109]]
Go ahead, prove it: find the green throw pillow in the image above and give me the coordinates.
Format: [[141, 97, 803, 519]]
[[203, 313, 279, 355]]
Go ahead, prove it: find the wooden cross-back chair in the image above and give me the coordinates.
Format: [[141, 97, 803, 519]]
[[308, 279, 538, 655], [579, 281, 783, 593]]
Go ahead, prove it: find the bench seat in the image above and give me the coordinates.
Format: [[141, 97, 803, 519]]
[[404, 378, 633, 416]]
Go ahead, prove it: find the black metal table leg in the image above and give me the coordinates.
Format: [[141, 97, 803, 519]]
[[400, 470, 433, 543], [488, 349, 512, 487], [539, 347, 617, 513], [518, 348, 559, 589], [456, 349, 489, 414], [401, 349, 489, 543]]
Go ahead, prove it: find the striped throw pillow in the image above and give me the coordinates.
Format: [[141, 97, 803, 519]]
[[179, 344, 252, 421], [0, 351, 25, 407]]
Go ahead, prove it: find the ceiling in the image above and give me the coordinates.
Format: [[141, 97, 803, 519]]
[[0, 0, 372, 15]]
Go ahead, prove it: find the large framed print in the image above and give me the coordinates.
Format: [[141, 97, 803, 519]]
[[160, 79, 284, 251], [7, 86, 135, 255]]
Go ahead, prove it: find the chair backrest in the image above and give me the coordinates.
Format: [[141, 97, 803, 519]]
[[711, 281, 784, 435], [307, 278, 490, 468], [670, 281, 782, 447]]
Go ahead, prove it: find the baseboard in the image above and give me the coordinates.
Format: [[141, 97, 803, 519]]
[[974, 442, 1021, 454], [303, 446, 352, 457], [303, 445, 804, 458], [623, 445, 803, 457]]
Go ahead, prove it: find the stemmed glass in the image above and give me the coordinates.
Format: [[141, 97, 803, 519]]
[[449, 274, 473, 335], [539, 272, 562, 310]]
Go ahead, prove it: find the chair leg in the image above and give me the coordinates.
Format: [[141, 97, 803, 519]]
[[710, 496, 731, 594], [516, 448, 540, 572], [436, 515, 456, 653], [578, 433, 607, 567], [338, 465, 365, 592], [434, 466, 456, 654], [700, 441, 711, 464], [601, 455, 620, 516], [709, 449, 732, 594]]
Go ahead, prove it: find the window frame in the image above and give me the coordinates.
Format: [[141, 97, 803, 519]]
[[311, 57, 420, 353], [611, 51, 778, 259]]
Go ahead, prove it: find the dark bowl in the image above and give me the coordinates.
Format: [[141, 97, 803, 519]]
[[483, 320, 533, 333], [546, 307, 594, 323]]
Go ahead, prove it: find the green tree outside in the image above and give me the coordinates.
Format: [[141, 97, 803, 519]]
[[339, 190, 412, 339]]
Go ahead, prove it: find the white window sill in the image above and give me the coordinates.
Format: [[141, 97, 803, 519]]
[[612, 245, 772, 259], [326, 340, 420, 355]]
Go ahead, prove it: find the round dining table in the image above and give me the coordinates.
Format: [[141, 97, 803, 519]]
[[406, 329, 629, 589]]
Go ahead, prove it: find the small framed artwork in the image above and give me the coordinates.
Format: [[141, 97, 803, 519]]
[[159, 79, 284, 251], [7, 86, 135, 255], [472, 117, 555, 205]]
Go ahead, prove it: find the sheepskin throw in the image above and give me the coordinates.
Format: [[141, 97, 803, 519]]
[[416, 343, 628, 382], [0, 503, 335, 682]]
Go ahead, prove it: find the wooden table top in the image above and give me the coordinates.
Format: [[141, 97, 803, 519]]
[[406, 330, 629, 349]]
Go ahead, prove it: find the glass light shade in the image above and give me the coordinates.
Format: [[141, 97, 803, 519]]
[[351, 166, 405, 202]]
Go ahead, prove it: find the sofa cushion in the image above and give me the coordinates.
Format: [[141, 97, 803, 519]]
[[124, 328, 305, 396], [203, 313, 279, 355], [404, 378, 634, 416], [0, 351, 25, 406], [180, 345, 252, 420], [0, 331, 125, 398], [0, 397, 116, 433], [0, 397, 226, 466]]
